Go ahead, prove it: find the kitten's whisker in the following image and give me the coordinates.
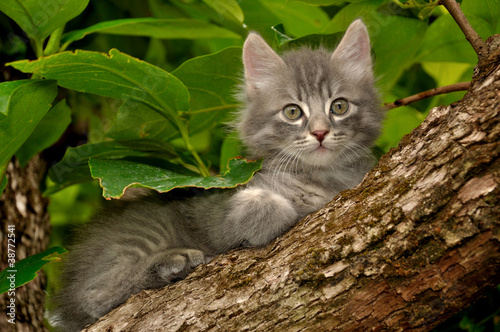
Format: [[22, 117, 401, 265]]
[[267, 144, 299, 193], [283, 147, 303, 186]]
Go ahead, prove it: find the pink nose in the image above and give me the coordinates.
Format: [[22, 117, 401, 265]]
[[311, 130, 329, 142]]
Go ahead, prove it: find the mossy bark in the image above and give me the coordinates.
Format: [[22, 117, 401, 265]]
[[85, 38, 500, 332]]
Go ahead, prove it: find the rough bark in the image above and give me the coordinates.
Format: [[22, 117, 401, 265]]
[[84, 39, 500, 332], [0, 155, 50, 332]]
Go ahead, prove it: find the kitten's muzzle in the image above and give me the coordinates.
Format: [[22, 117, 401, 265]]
[[311, 130, 329, 143]]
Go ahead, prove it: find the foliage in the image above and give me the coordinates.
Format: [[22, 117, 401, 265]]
[[2, 0, 499, 199], [0, 246, 67, 294], [0, 0, 498, 329]]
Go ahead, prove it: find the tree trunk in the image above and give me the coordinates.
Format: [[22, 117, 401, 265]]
[[83, 38, 500, 331], [0, 155, 50, 332]]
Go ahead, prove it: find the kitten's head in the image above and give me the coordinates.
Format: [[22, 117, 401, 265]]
[[237, 20, 383, 170]]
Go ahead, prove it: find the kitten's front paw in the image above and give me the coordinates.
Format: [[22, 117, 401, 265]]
[[147, 248, 207, 287]]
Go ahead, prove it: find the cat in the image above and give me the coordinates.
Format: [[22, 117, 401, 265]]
[[48, 19, 383, 332]]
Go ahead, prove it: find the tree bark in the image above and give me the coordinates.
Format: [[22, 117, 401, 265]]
[[85, 38, 500, 332], [0, 155, 50, 332]]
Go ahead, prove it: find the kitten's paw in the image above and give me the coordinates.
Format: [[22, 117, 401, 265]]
[[147, 248, 207, 286]]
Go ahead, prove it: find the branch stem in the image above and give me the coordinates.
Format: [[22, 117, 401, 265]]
[[384, 81, 471, 110], [440, 0, 488, 57]]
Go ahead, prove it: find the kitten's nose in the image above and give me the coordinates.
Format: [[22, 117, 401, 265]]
[[311, 130, 329, 142]]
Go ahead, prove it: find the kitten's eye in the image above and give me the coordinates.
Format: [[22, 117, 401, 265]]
[[330, 98, 349, 115], [283, 104, 303, 120]]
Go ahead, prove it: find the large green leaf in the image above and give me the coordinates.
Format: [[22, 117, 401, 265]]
[[421, 62, 473, 87], [90, 157, 263, 199], [106, 100, 180, 141], [0, 80, 38, 116], [172, 47, 243, 135], [0, 246, 67, 295], [46, 139, 178, 195], [201, 0, 244, 23], [370, 15, 427, 92], [321, 1, 384, 34], [15, 99, 72, 167], [462, 0, 500, 33], [377, 105, 425, 152], [259, 0, 329, 37], [0, 0, 89, 41], [293, 0, 359, 5], [0, 79, 58, 172], [61, 18, 241, 48], [416, 14, 493, 63], [9, 49, 190, 123], [107, 47, 243, 142]]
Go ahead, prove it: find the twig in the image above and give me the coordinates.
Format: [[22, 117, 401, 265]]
[[384, 81, 471, 110], [440, 0, 488, 58]]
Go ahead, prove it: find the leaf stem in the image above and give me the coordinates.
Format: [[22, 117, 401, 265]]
[[440, 0, 488, 58], [30, 38, 44, 79], [32, 38, 44, 59], [176, 122, 210, 177], [384, 81, 471, 110]]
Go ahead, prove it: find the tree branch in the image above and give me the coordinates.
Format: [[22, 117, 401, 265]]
[[384, 81, 471, 110], [440, 0, 488, 57]]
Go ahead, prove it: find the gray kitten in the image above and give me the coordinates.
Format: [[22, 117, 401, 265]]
[[48, 19, 382, 331]]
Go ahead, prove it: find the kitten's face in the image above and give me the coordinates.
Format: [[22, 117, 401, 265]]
[[239, 20, 383, 170]]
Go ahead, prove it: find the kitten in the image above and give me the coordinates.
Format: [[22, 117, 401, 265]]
[[48, 19, 382, 331]]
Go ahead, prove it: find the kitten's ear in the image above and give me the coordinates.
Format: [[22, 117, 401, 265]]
[[331, 19, 373, 80], [243, 33, 285, 93]]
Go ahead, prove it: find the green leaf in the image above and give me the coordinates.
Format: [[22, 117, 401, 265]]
[[421, 62, 473, 87], [0, 246, 67, 295], [106, 100, 180, 142], [107, 47, 243, 142], [0, 80, 58, 170], [260, 0, 329, 37], [239, 0, 282, 42], [0, 0, 89, 41], [321, 1, 384, 34], [15, 99, 72, 167], [292, 0, 354, 5], [219, 136, 243, 173], [172, 46, 243, 135], [0, 163, 7, 195], [272, 24, 294, 46], [201, 0, 244, 23], [0, 164, 7, 195], [61, 18, 241, 48], [376, 105, 425, 152], [416, 14, 493, 63], [461, 0, 500, 32], [0, 80, 38, 117], [90, 157, 263, 199], [9, 49, 190, 123], [45, 139, 178, 195], [371, 15, 427, 92]]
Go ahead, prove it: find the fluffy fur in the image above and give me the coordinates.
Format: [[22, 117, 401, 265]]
[[48, 19, 383, 331]]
